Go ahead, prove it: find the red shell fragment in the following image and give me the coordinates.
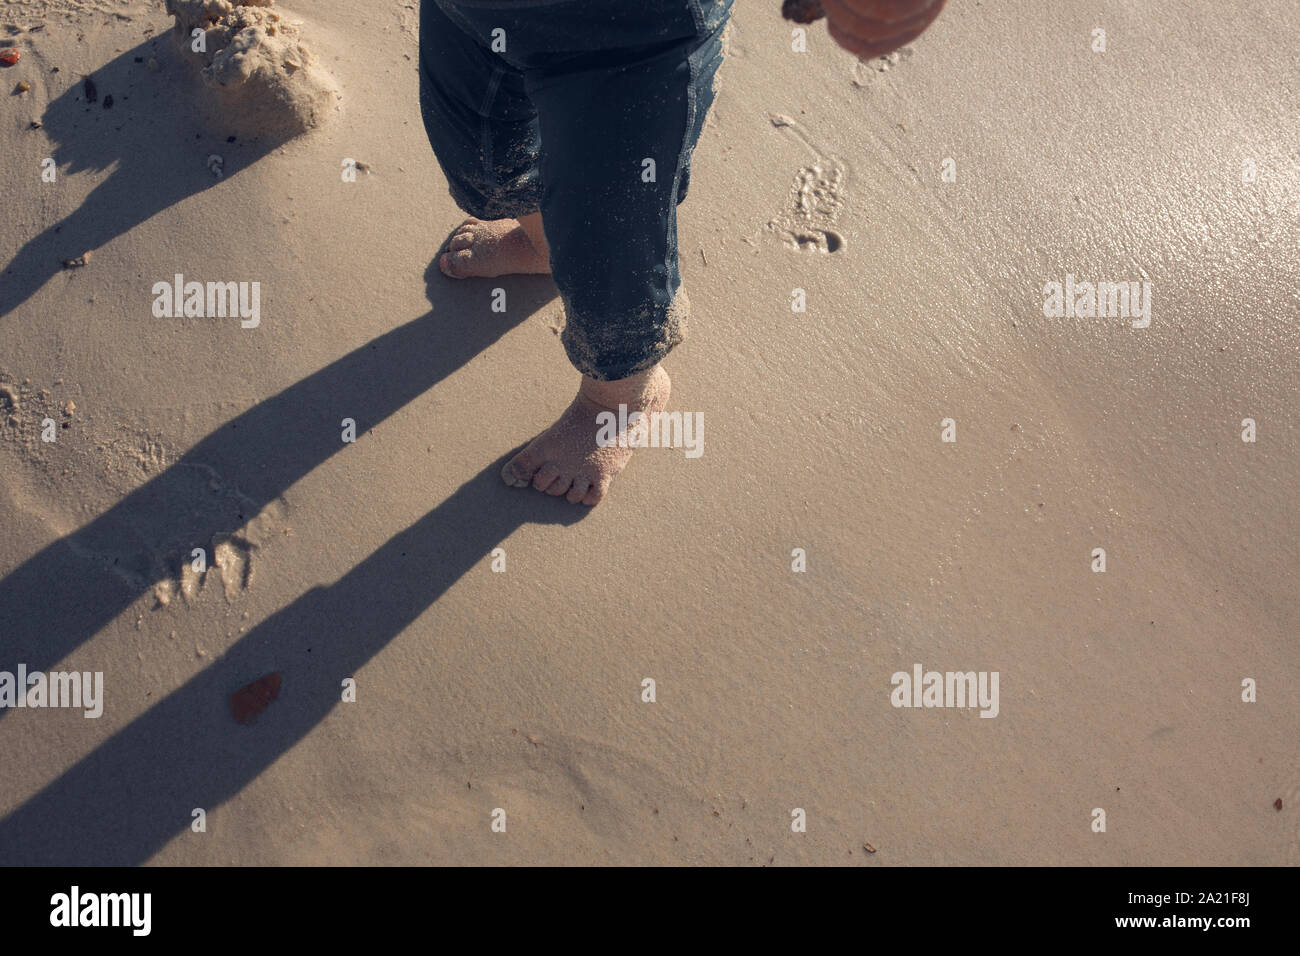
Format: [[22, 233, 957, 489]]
[[0, 49, 20, 66], [230, 672, 282, 725]]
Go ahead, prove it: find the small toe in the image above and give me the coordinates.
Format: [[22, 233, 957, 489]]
[[544, 474, 573, 496], [565, 477, 591, 504], [449, 232, 475, 251], [502, 452, 537, 487], [582, 477, 612, 507], [532, 462, 562, 492], [442, 249, 474, 278]]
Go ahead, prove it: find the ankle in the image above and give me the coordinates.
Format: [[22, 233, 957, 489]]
[[579, 365, 668, 410], [518, 211, 549, 257]]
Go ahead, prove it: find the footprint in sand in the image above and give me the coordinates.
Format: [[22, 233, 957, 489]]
[[161, 526, 261, 607], [212, 532, 255, 603], [396, 2, 418, 39], [765, 114, 848, 254], [851, 46, 915, 88]]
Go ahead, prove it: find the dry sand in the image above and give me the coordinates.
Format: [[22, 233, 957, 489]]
[[0, 0, 1295, 865]]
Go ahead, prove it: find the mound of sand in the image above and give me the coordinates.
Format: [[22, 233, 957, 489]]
[[165, 0, 335, 139]]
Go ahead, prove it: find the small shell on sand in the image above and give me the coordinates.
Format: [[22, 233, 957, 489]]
[[0, 48, 19, 66]]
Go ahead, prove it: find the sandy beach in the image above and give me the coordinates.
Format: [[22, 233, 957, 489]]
[[0, 0, 1296, 865]]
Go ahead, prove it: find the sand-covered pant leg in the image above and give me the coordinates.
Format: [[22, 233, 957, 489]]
[[418, 0, 543, 220], [418, 0, 732, 381]]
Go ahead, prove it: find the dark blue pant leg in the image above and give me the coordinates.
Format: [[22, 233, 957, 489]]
[[525, 5, 731, 380], [420, 0, 732, 380], [418, 0, 542, 220]]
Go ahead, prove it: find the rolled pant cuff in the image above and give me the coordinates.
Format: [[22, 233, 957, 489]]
[[445, 177, 542, 223], [560, 288, 689, 381]]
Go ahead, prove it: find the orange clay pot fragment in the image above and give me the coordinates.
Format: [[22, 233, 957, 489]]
[[230, 672, 282, 725]]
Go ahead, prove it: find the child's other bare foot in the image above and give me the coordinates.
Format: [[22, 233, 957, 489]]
[[439, 211, 550, 278], [502, 365, 671, 506]]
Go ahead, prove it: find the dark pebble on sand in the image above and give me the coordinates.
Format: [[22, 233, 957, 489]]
[[82, 76, 96, 102], [781, 0, 825, 23]]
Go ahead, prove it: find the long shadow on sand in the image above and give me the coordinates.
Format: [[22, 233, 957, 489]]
[[0, 253, 579, 861], [0, 453, 581, 865], [0, 40, 284, 321], [0, 257, 560, 682]]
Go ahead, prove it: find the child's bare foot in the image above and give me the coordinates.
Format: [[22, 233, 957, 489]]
[[439, 211, 550, 278], [502, 365, 671, 506]]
